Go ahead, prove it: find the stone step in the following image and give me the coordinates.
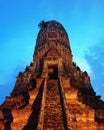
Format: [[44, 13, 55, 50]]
[[43, 79, 65, 129], [10, 85, 41, 130]]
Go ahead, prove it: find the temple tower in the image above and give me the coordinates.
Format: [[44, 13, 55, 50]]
[[0, 20, 104, 130], [33, 20, 72, 78]]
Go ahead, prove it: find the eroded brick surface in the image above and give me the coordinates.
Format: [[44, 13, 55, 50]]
[[0, 20, 104, 130]]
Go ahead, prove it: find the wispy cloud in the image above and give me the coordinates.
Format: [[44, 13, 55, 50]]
[[85, 41, 104, 100], [73, 55, 92, 75], [0, 65, 25, 105]]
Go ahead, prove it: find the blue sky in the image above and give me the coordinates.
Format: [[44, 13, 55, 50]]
[[0, 0, 104, 104]]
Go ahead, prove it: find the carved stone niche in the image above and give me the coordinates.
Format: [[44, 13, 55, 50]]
[[48, 31, 57, 39]]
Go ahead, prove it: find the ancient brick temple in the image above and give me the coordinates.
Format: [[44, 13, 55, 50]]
[[0, 20, 104, 130]]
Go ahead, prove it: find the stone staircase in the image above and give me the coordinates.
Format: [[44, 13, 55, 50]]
[[10, 88, 37, 130], [11, 78, 44, 130], [43, 79, 65, 130]]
